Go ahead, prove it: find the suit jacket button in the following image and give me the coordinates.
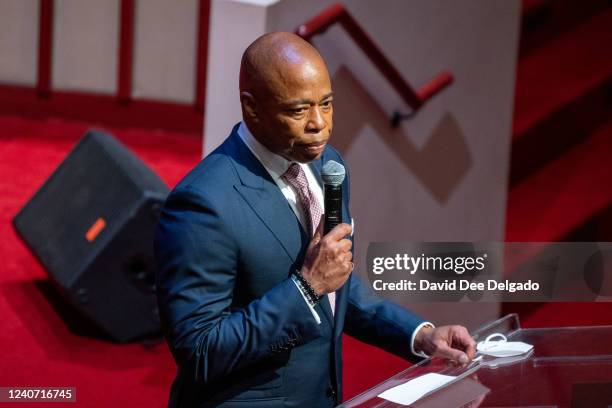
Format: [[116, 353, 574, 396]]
[[326, 387, 336, 398]]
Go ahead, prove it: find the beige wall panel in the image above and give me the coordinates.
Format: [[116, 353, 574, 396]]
[[132, 0, 198, 103], [52, 0, 119, 94], [0, 0, 39, 86]]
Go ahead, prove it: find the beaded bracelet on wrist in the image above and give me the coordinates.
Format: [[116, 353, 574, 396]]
[[292, 270, 323, 305]]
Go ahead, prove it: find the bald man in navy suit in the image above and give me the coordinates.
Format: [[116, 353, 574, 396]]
[[154, 32, 475, 408]]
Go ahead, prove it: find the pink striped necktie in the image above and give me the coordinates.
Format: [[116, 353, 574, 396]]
[[282, 163, 323, 237], [283, 163, 335, 314]]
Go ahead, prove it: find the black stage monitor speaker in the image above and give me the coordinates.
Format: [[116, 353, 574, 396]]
[[13, 130, 169, 342]]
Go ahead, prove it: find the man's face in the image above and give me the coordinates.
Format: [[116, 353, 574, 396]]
[[250, 60, 333, 163]]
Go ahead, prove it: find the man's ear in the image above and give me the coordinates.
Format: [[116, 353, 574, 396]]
[[240, 92, 258, 122]]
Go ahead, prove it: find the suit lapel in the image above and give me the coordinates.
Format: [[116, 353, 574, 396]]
[[333, 282, 348, 336], [336, 191, 353, 334], [309, 158, 324, 190], [228, 130, 305, 263]]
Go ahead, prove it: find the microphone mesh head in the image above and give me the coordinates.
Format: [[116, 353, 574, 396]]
[[321, 160, 346, 186]]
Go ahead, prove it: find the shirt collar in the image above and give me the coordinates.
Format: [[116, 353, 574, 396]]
[[237, 121, 293, 181]]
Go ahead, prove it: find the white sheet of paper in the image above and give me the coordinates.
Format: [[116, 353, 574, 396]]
[[378, 373, 456, 405]]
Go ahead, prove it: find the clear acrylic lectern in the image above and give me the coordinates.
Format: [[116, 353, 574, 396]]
[[340, 314, 612, 407]]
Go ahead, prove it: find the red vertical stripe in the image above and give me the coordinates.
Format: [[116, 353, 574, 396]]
[[117, 0, 135, 103], [37, 0, 54, 97], [195, 0, 210, 112]]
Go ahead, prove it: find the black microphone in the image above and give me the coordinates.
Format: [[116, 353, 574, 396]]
[[321, 160, 346, 235]]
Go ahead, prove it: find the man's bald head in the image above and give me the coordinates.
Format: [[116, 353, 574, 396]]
[[239, 32, 327, 98], [238, 32, 334, 163]]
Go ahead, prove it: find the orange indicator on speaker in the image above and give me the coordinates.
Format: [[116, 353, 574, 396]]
[[85, 218, 106, 242]]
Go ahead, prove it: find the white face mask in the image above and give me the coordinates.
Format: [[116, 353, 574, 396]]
[[476, 333, 533, 358]]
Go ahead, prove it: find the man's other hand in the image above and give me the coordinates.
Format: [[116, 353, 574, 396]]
[[414, 325, 476, 364]]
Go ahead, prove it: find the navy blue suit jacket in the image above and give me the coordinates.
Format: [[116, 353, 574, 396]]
[[154, 124, 425, 407]]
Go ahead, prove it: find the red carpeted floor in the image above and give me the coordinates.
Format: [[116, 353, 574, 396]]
[[0, 115, 200, 407]]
